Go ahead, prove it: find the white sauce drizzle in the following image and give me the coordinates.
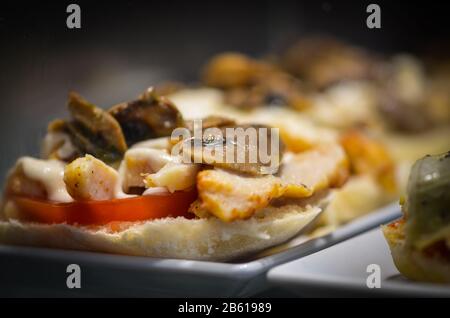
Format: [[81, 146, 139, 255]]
[[13, 136, 198, 203], [17, 157, 73, 202]]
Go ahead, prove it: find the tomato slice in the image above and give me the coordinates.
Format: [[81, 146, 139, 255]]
[[9, 188, 197, 225]]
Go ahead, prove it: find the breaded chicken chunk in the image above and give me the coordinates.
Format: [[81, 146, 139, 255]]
[[64, 155, 119, 201], [195, 144, 349, 222]]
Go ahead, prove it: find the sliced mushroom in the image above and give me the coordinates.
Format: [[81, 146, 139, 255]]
[[41, 119, 81, 161], [65, 92, 127, 164], [184, 115, 236, 132], [282, 37, 375, 89], [376, 56, 433, 133], [68, 92, 128, 153], [224, 72, 312, 110], [180, 123, 285, 175], [64, 121, 121, 164], [109, 87, 184, 146], [202, 52, 257, 89], [377, 92, 432, 133]]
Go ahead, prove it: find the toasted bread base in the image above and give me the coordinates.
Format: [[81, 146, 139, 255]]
[[382, 222, 450, 284], [0, 203, 321, 261]]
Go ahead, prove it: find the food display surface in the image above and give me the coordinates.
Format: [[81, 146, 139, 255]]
[[0, 1, 448, 298]]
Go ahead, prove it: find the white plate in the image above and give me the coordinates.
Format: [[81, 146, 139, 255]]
[[0, 204, 400, 297], [267, 228, 450, 297]]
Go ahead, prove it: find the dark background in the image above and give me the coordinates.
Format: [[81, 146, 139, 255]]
[[0, 0, 449, 297], [1, 0, 449, 177]]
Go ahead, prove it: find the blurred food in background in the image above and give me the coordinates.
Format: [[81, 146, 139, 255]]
[[169, 36, 450, 234], [1, 33, 449, 260]]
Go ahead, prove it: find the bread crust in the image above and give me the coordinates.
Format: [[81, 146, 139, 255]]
[[0, 204, 321, 261], [382, 222, 450, 284]]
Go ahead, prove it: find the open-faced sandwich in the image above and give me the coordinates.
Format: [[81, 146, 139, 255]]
[[3, 36, 445, 261], [163, 36, 449, 232], [0, 88, 350, 261], [383, 152, 450, 284]]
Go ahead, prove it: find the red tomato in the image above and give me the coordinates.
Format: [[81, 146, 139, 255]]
[[9, 188, 197, 225]]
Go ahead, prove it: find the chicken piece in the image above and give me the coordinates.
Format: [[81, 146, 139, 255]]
[[247, 108, 339, 153], [195, 144, 349, 222], [196, 169, 285, 222], [64, 155, 119, 201], [279, 144, 349, 197], [188, 199, 211, 219], [120, 148, 173, 191], [143, 162, 199, 193], [340, 130, 397, 193], [120, 147, 200, 193]]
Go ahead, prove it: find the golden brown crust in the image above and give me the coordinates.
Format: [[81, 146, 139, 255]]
[[382, 221, 450, 284]]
